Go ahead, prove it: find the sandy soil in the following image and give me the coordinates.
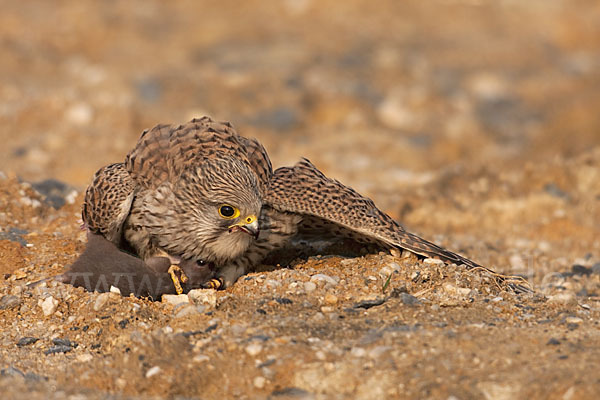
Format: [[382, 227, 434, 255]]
[[1, 1, 600, 399]]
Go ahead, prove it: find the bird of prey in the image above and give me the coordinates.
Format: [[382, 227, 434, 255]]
[[70, 116, 527, 297]]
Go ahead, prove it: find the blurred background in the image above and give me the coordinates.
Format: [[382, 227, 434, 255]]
[[1, 0, 599, 209]]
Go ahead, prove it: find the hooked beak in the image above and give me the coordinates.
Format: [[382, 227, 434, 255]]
[[228, 214, 259, 239]]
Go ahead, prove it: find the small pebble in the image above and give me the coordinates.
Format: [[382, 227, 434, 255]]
[[303, 282, 317, 292], [565, 317, 583, 325], [253, 376, 266, 389], [145, 366, 161, 378], [188, 289, 217, 307], [45, 345, 73, 355], [109, 285, 122, 295], [17, 337, 39, 347], [592, 262, 600, 275], [443, 283, 471, 298], [324, 294, 338, 305], [194, 354, 210, 363], [245, 343, 263, 357], [399, 293, 421, 306], [368, 346, 391, 359], [350, 347, 366, 357], [77, 354, 93, 363], [162, 294, 190, 306], [53, 338, 77, 348], [175, 304, 204, 318], [0, 294, 21, 310], [93, 293, 110, 311], [264, 279, 281, 288], [571, 264, 592, 276], [65, 102, 93, 125], [423, 258, 444, 265], [310, 274, 339, 286], [320, 306, 334, 313], [40, 296, 58, 316], [0, 367, 25, 378]]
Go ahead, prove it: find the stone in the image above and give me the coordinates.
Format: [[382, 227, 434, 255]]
[[109, 285, 122, 295], [175, 304, 204, 318], [368, 346, 391, 359], [77, 353, 93, 363], [162, 294, 190, 306], [253, 376, 266, 389], [310, 274, 339, 286], [423, 258, 444, 265], [188, 289, 217, 307], [399, 293, 421, 306], [245, 343, 263, 357], [145, 366, 161, 378], [93, 292, 110, 311], [40, 296, 58, 316], [303, 282, 317, 292], [350, 347, 366, 357], [324, 294, 338, 305], [0, 295, 21, 310], [17, 337, 39, 347]]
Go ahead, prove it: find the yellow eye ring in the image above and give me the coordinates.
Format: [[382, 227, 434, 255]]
[[218, 204, 240, 219]]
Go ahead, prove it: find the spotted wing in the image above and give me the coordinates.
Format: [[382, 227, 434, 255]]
[[82, 162, 135, 245], [265, 158, 496, 273]]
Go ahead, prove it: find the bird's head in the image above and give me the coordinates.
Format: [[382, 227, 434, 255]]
[[168, 156, 263, 264]]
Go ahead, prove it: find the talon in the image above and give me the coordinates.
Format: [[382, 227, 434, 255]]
[[168, 265, 189, 295], [201, 278, 224, 290]]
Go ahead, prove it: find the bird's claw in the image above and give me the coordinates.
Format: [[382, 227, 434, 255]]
[[168, 265, 189, 295], [201, 278, 224, 290]]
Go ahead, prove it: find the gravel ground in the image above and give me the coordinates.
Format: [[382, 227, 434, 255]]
[[1, 1, 600, 399]]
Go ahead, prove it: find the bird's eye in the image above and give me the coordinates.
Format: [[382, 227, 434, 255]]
[[218, 204, 239, 219]]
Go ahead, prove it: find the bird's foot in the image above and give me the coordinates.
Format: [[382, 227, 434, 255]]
[[168, 265, 189, 295], [201, 278, 224, 290]]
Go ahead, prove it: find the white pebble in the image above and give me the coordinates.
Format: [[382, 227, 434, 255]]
[[145, 366, 161, 378], [369, 346, 391, 359], [109, 285, 121, 295], [175, 304, 203, 318], [188, 289, 217, 307], [77, 353, 93, 363], [303, 282, 317, 292], [40, 296, 58, 316], [310, 274, 339, 286], [245, 343, 263, 357], [565, 317, 583, 324], [93, 293, 110, 311], [350, 347, 366, 357], [162, 294, 190, 306], [65, 102, 93, 125], [193, 354, 210, 363], [423, 258, 444, 265], [253, 376, 266, 389], [264, 279, 281, 289]]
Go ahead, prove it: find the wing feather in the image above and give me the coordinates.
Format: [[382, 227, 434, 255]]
[[82, 162, 135, 244], [265, 158, 496, 273]]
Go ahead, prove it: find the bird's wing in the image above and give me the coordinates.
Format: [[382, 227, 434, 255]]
[[82, 162, 135, 244], [265, 158, 523, 286], [124, 117, 272, 193]]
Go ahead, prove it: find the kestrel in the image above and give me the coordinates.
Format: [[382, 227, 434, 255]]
[[68, 116, 527, 296]]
